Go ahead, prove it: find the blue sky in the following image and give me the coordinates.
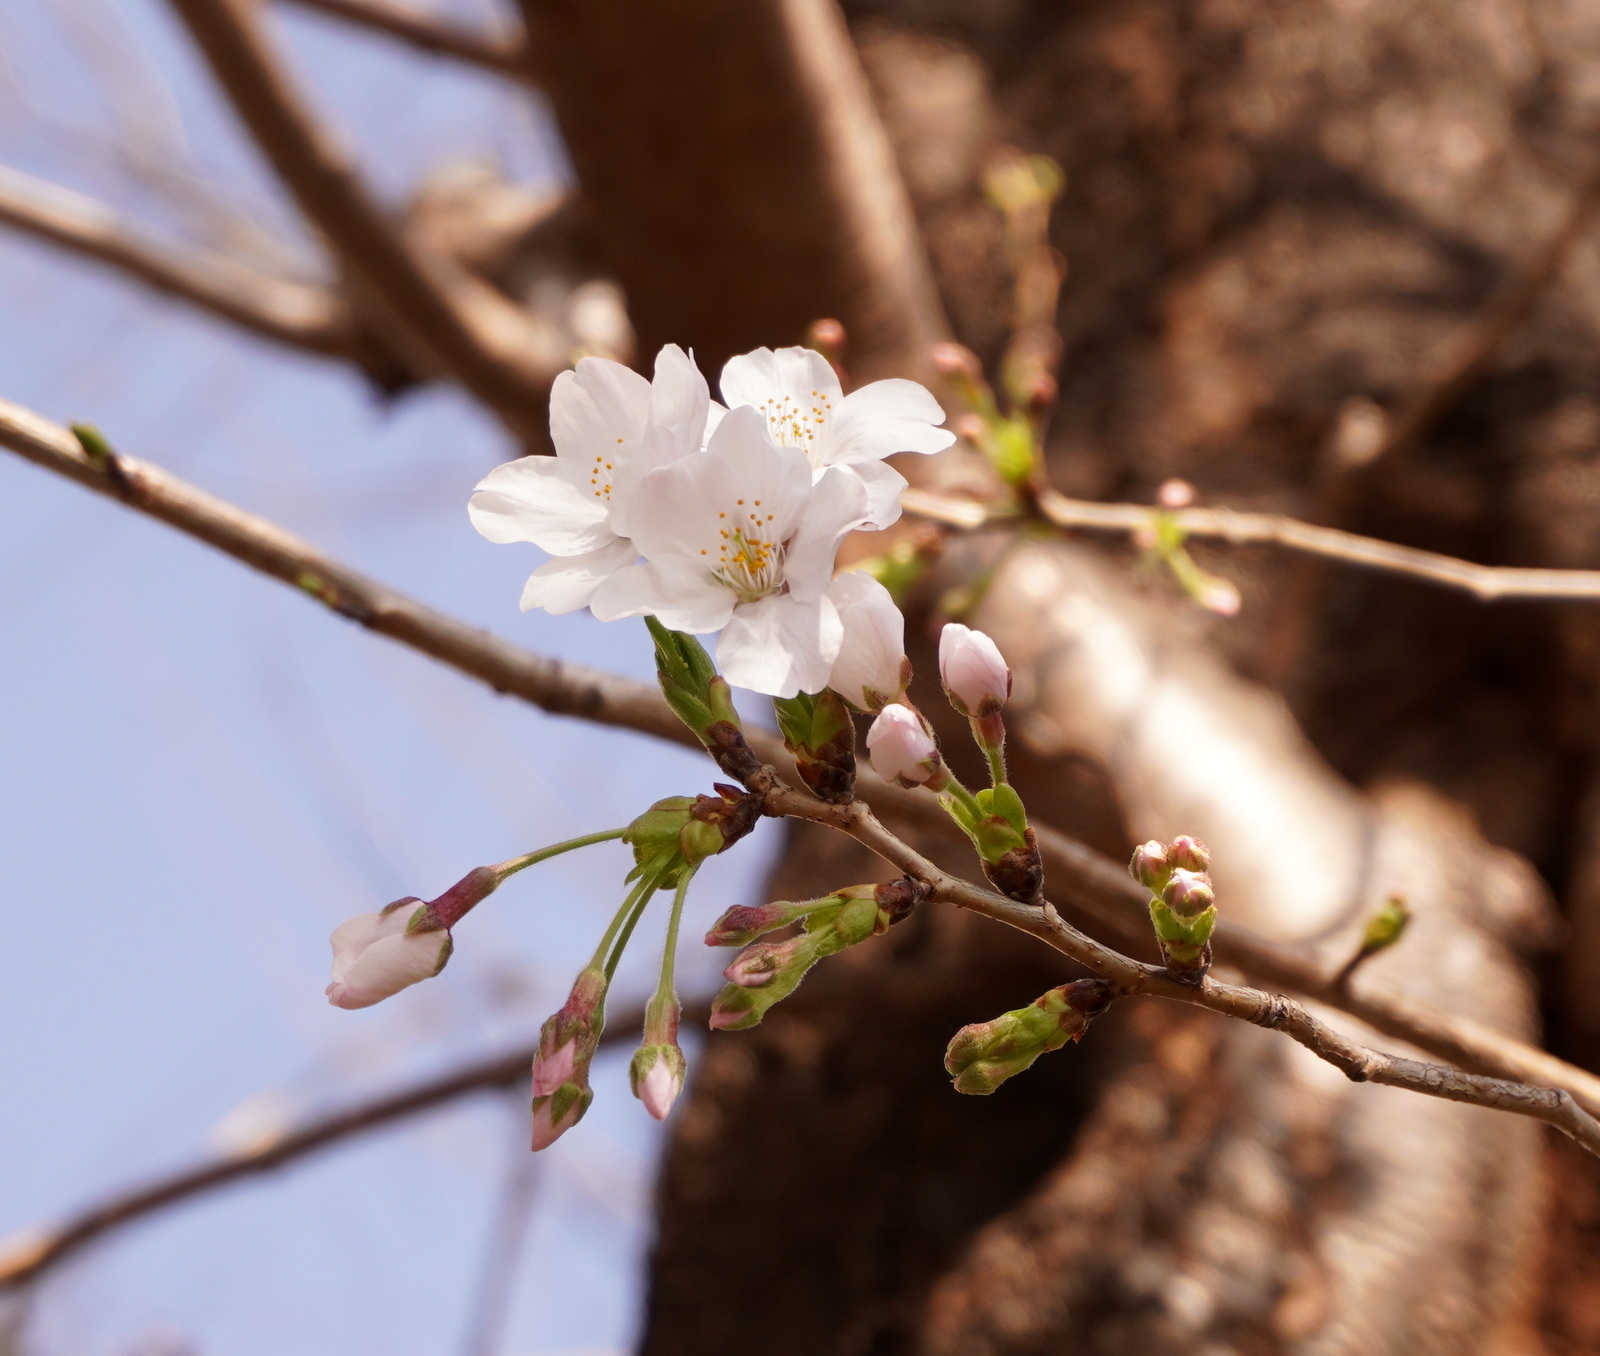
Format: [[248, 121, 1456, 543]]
[[0, 3, 778, 1352]]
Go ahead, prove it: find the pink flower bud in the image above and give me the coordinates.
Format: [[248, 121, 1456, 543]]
[[326, 899, 451, 1010], [530, 1085, 590, 1151], [931, 342, 984, 380], [630, 1043, 687, 1121], [531, 1038, 578, 1098], [1157, 478, 1195, 508], [938, 624, 1012, 717], [1162, 868, 1215, 918], [1167, 835, 1210, 872], [866, 703, 942, 788], [827, 571, 910, 713], [1129, 840, 1170, 890]]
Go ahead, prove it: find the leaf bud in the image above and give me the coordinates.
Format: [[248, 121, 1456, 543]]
[[773, 688, 857, 802], [944, 979, 1115, 1095]]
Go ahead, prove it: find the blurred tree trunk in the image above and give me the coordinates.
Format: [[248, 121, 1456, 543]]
[[514, 0, 1600, 1349]]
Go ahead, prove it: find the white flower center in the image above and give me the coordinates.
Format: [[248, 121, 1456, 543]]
[[757, 390, 832, 457], [589, 438, 623, 499], [703, 499, 784, 604]]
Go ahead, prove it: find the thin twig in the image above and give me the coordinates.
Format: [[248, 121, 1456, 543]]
[[0, 1001, 674, 1291], [898, 487, 1600, 602], [0, 163, 351, 356], [279, 0, 533, 77], [758, 782, 1600, 1157], [5, 394, 1598, 1116], [168, 0, 555, 442]]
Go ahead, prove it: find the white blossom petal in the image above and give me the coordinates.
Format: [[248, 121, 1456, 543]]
[[548, 357, 652, 466], [590, 560, 735, 633], [827, 378, 956, 464], [610, 345, 712, 538], [783, 466, 870, 602], [717, 591, 843, 698], [841, 459, 909, 531], [720, 346, 844, 459], [628, 406, 813, 570], [519, 538, 638, 614], [468, 456, 615, 555], [827, 571, 908, 711]]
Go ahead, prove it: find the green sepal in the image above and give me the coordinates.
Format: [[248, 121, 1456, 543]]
[[1149, 898, 1217, 962]]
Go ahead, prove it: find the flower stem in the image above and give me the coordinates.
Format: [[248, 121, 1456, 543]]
[[606, 862, 676, 982], [941, 773, 985, 822], [492, 827, 628, 881], [589, 866, 664, 973], [981, 737, 1008, 789], [653, 864, 698, 1000]]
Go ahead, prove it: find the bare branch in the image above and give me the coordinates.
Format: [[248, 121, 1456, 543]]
[[0, 163, 349, 356], [168, 0, 557, 441], [758, 783, 1600, 1157], [0, 1000, 688, 1290], [278, 0, 533, 78], [899, 486, 1600, 603], [5, 393, 1597, 1119]]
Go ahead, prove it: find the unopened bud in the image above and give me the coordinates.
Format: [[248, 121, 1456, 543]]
[[827, 571, 911, 716], [774, 687, 857, 802], [944, 979, 1115, 1095], [708, 889, 890, 1029], [531, 966, 607, 1102], [1162, 868, 1214, 918], [1360, 896, 1411, 955], [646, 619, 759, 781], [326, 898, 452, 1010], [1129, 840, 1170, 890], [630, 1044, 686, 1120], [866, 704, 945, 789], [1157, 478, 1195, 509], [530, 1081, 591, 1151], [931, 342, 984, 382], [939, 624, 1012, 718], [1167, 835, 1210, 873]]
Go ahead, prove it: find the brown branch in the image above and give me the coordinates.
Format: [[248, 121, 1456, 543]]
[[5, 394, 1598, 1115], [168, 0, 555, 442], [278, 0, 533, 78], [0, 1000, 690, 1291], [899, 486, 1600, 603], [758, 783, 1600, 1157], [0, 163, 351, 356]]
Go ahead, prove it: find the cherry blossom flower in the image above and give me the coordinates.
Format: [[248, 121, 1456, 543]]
[[826, 570, 910, 712], [326, 899, 452, 1009], [590, 406, 869, 697], [468, 345, 715, 614], [720, 346, 955, 529]]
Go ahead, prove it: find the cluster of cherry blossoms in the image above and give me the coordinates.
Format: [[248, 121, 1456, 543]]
[[466, 343, 952, 698], [320, 342, 1129, 1152]]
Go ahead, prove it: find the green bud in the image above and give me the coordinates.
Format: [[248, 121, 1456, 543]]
[[1360, 896, 1411, 956], [773, 689, 856, 802], [944, 979, 1114, 1095]]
